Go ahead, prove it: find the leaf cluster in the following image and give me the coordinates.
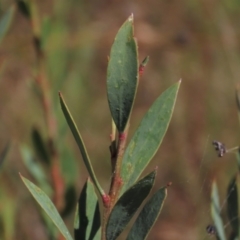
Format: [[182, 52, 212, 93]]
[[0, 9, 180, 240]]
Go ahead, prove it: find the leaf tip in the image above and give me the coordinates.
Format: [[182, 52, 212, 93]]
[[142, 56, 149, 66], [152, 167, 158, 179], [19, 172, 24, 180], [128, 13, 134, 22], [58, 92, 64, 107]]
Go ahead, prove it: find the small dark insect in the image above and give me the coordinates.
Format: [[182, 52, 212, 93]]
[[212, 140, 226, 157], [206, 224, 217, 235]]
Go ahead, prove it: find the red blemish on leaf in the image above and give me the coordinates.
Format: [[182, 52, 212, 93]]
[[127, 163, 133, 173], [139, 56, 149, 77], [119, 133, 126, 140], [116, 177, 123, 187], [102, 194, 110, 208], [139, 65, 144, 76], [110, 133, 113, 140]]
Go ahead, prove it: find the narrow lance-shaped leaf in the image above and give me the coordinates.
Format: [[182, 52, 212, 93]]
[[0, 5, 15, 44], [211, 181, 226, 240], [127, 186, 167, 240], [59, 93, 104, 197], [20, 175, 73, 240], [227, 175, 239, 238], [120, 81, 180, 194], [107, 14, 138, 133], [106, 169, 157, 240], [74, 178, 100, 240]]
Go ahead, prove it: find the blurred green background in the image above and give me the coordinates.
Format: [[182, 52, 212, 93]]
[[0, 0, 240, 239]]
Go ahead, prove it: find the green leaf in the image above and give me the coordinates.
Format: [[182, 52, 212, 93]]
[[107, 14, 138, 133], [211, 181, 226, 240], [227, 175, 239, 237], [127, 186, 167, 240], [93, 228, 101, 240], [106, 170, 157, 240], [20, 175, 73, 240], [59, 92, 104, 197], [120, 81, 180, 194], [88, 204, 101, 240], [74, 178, 100, 240], [0, 5, 15, 45]]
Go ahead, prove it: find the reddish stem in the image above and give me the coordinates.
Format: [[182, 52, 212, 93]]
[[101, 126, 129, 240]]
